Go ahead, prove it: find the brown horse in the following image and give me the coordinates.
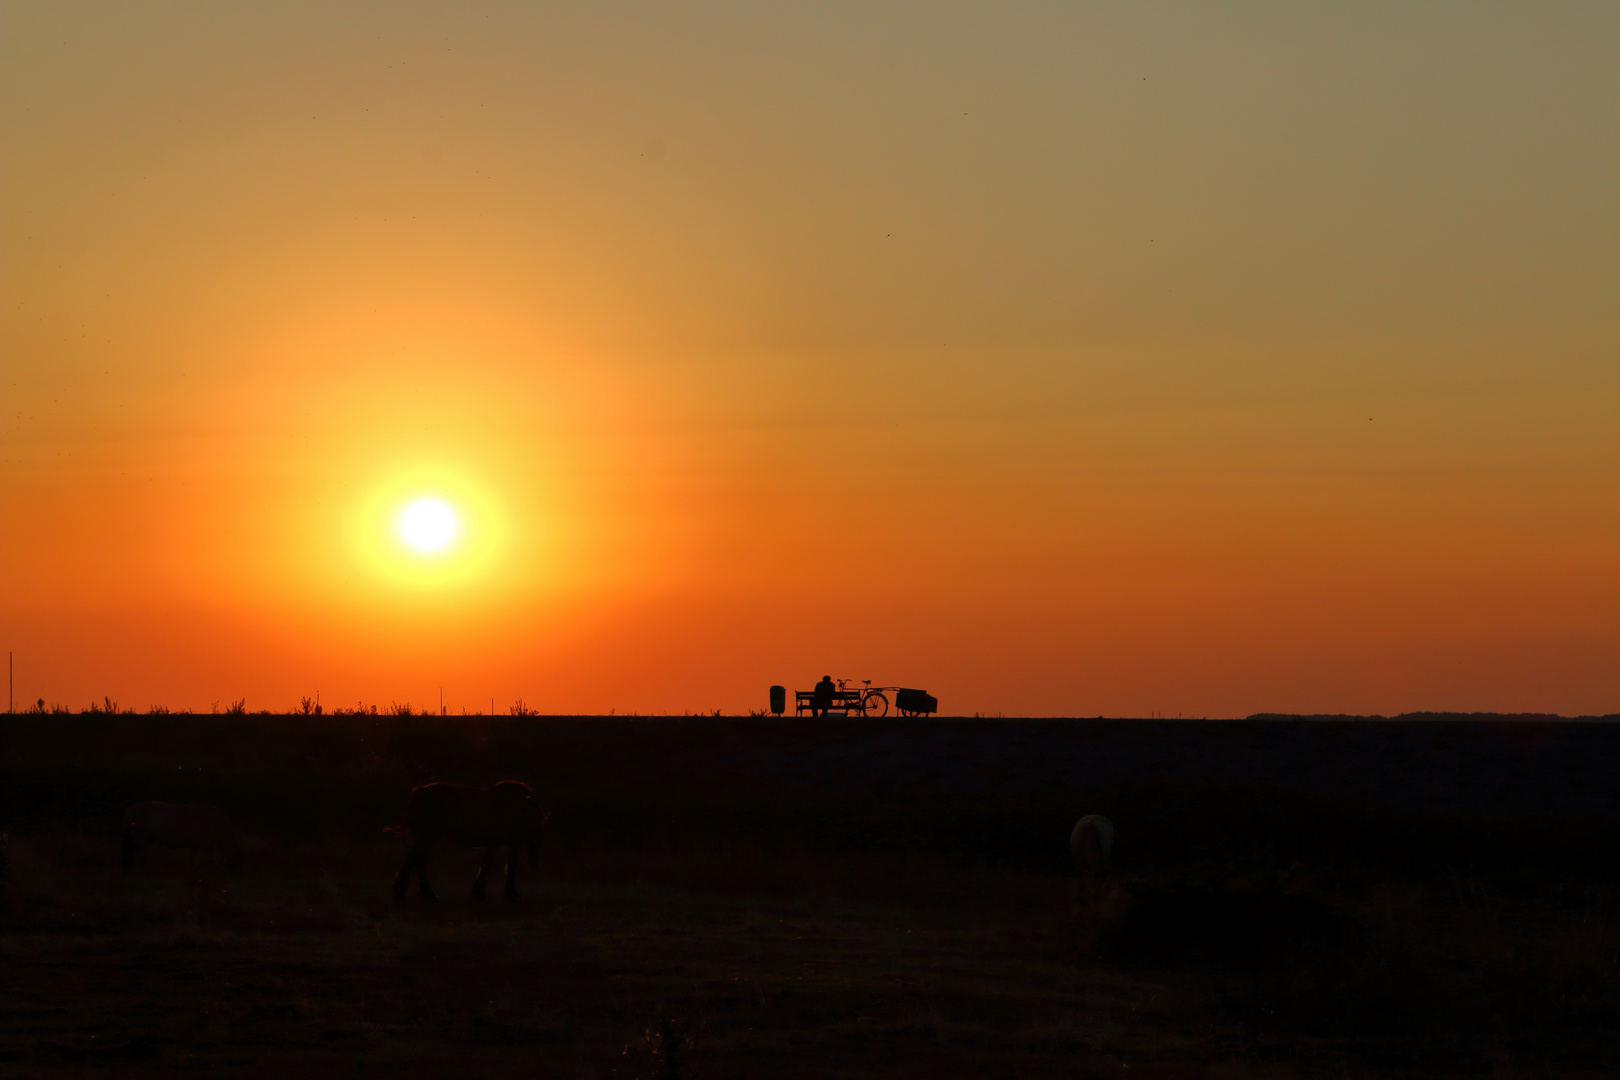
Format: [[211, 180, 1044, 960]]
[[123, 801, 240, 871], [391, 781, 550, 902]]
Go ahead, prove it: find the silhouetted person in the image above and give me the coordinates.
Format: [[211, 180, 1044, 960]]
[[811, 675, 836, 717]]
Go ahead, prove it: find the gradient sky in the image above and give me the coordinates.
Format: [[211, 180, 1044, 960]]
[[4, 2, 1617, 717]]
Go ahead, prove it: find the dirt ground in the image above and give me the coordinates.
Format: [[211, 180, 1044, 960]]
[[3, 714, 1618, 1077], [3, 834, 1237, 1079]]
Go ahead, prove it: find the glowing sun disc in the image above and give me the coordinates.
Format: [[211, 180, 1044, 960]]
[[398, 498, 458, 553]]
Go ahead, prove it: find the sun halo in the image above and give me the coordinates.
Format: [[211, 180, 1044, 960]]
[[342, 466, 528, 600]]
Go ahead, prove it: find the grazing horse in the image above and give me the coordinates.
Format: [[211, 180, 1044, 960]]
[[122, 801, 240, 871], [391, 781, 550, 903], [1070, 814, 1115, 901]]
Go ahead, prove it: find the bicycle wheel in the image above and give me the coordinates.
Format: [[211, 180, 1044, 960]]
[[861, 692, 889, 718]]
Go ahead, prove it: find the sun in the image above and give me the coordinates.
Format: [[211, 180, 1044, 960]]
[[350, 472, 508, 591], [397, 497, 459, 554]]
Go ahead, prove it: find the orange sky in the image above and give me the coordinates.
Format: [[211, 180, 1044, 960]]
[[3, 3, 1617, 716]]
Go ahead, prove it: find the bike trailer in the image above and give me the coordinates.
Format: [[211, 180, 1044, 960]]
[[895, 688, 938, 715]]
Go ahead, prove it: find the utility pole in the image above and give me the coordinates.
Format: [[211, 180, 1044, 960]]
[[8, 651, 12, 713]]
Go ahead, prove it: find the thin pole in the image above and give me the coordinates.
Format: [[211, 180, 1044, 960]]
[[8, 651, 12, 714]]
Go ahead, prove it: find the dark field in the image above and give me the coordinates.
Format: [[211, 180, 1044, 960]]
[[3, 714, 1620, 1078]]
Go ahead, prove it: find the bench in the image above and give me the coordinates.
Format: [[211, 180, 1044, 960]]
[[794, 689, 865, 716]]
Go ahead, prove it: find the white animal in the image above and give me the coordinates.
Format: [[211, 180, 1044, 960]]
[[1070, 814, 1115, 896], [122, 801, 239, 871]]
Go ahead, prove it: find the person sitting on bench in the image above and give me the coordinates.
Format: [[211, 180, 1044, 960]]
[[811, 675, 836, 717]]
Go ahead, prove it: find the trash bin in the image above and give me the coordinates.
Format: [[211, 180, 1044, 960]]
[[769, 685, 786, 715]]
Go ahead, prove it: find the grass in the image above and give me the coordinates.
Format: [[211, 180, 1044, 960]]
[[3, 713, 1619, 1076]]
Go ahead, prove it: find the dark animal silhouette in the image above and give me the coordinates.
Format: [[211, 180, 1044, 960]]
[[122, 801, 240, 871], [392, 781, 550, 902], [1070, 814, 1115, 902]]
